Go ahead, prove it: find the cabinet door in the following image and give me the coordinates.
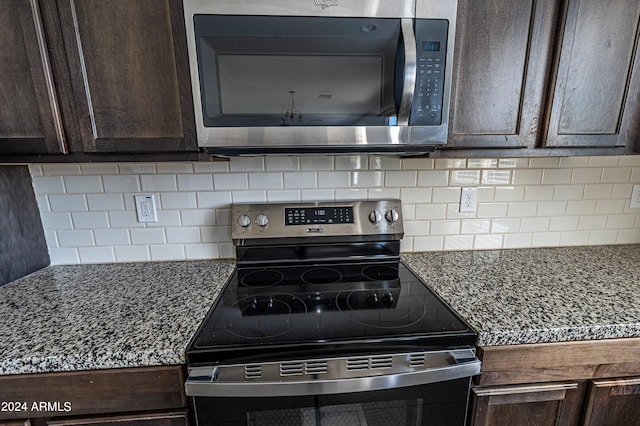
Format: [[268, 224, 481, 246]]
[[544, 0, 640, 149], [471, 382, 584, 426], [58, 0, 197, 153], [582, 377, 640, 426], [46, 411, 188, 426], [0, 0, 66, 154], [446, 0, 559, 150]]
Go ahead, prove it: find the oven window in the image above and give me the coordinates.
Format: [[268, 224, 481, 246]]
[[192, 378, 471, 426]]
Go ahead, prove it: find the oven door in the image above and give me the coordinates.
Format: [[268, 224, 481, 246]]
[[192, 377, 473, 426]]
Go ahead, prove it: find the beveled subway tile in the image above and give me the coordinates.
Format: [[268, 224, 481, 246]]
[[413, 236, 444, 251], [541, 169, 572, 185], [503, 233, 533, 249], [601, 167, 632, 183], [560, 231, 590, 246], [529, 157, 560, 168], [474, 234, 503, 250], [572, 168, 603, 184], [444, 235, 474, 250], [587, 230, 618, 245]]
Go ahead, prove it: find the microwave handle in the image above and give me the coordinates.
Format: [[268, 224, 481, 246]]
[[397, 18, 417, 126]]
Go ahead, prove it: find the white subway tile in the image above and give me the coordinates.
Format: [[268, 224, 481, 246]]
[[41, 164, 81, 176], [36, 195, 50, 213], [444, 235, 474, 250], [553, 185, 584, 200], [103, 175, 141, 192], [157, 163, 193, 174], [64, 176, 103, 193], [185, 243, 220, 259], [71, 212, 109, 229], [477, 203, 508, 218], [589, 156, 619, 167], [417, 170, 449, 186], [78, 247, 115, 263], [588, 230, 618, 245], [166, 227, 201, 244], [230, 157, 264, 172], [130, 228, 165, 245], [301, 189, 334, 201], [430, 220, 460, 235], [32, 177, 65, 194], [334, 155, 368, 170], [370, 155, 401, 170], [201, 226, 231, 243], [524, 185, 555, 201], [461, 219, 491, 234], [477, 187, 495, 202], [215, 209, 232, 226], [606, 214, 636, 229], [532, 232, 561, 247], [194, 162, 230, 173], [48, 248, 80, 265], [147, 210, 182, 228], [503, 233, 533, 248], [560, 231, 590, 246], [520, 217, 550, 233], [386, 171, 417, 187], [44, 230, 58, 248], [334, 188, 367, 200], [318, 172, 357, 188], [619, 156, 640, 166], [578, 216, 608, 230], [58, 230, 94, 247], [446, 204, 475, 219], [494, 186, 525, 202], [266, 156, 300, 171], [49, 194, 88, 212], [231, 190, 267, 203], [566, 200, 596, 215], [449, 170, 480, 186], [150, 245, 185, 261], [177, 174, 213, 191], [401, 188, 431, 203], [28, 165, 43, 176], [140, 175, 177, 192], [542, 169, 572, 184], [404, 220, 429, 236], [284, 172, 317, 189], [414, 236, 444, 251], [549, 216, 579, 231], [94, 229, 130, 246], [537, 201, 567, 216], [415, 204, 447, 220], [613, 184, 633, 199], [352, 171, 384, 188], [571, 168, 603, 184], [368, 188, 400, 199], [559, 157, 590, 167], [499, 158, 529, 168], [467, 159, 498, 169], [435, 159, 466, 169], [595, 199, 625, 215], [219, 243, 235, 259], [181, 209, 216, 226], [267, 190, 301, 202], [402, 157, 434, 170], [474, 234, 503, 249], [301, 156, 333, 170], [530, 157, 560, 168], [512, 169, 543, 185], [482, 170, 512, 185], [491, 218, 521, 233], [161, 192, 197, 209], [197, 191, 232, 209], [432, 187, 461, 203], [632, 167, 640, 182], [114, 246, 150, 262], [601, 167, 632, 183], [108, 211, 145, 228], [400, 238, 413, 252], [118, 163, 155, 174], [41, 212, 73, 230], [249, 173, 284, 189], [87, 194, 125, 211], [617, 229, 640, 244], [214, 173, 249, 190], [507, 202, 539, 217], [402, 204, 416, 221]]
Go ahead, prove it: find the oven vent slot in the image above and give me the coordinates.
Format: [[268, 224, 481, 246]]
[[305, 361, 328, 375], [245, 365, 262, 379], [410, 353, 426, 367], [346, 356, 393, 371], [280, 362, 304, 377]]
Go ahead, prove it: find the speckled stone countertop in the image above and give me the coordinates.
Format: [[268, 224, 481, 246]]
[[402, 244, 640, 347], [0, 260, 234, 376]]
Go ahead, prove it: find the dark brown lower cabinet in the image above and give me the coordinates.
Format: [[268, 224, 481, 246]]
[[471, 382, 585, 426], [582, 377, 640, 426], [46, 411, 187, 426]]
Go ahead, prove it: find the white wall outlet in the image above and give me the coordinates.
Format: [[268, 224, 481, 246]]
[[630, 184, 640, 209], [134, 194, 158, 223], [460, 187, 478, 213]]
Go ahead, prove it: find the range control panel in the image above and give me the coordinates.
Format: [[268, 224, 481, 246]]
[[232, 200, 403, 242], [410, 19, 449, 126]]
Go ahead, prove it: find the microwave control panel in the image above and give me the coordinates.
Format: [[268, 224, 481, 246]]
[[410, 19, 449, 127]]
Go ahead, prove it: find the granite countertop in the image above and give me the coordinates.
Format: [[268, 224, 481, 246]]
[[2, 245, 640, 376], [402, 244, 640, 347], [0, 260, 235, 376]]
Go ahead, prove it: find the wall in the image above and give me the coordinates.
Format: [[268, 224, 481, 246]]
[[29, 155, 640, 265]]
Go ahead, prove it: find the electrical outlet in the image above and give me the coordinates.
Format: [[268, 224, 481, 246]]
[[460, 187, 478, 213], [631, 184, 640, 209], [135, 194, 157, 223]]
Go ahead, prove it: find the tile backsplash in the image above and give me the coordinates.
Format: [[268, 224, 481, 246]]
[[29, 155, 640, 265]]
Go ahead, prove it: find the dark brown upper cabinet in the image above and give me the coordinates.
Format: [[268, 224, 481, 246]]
[[444, 0, 640, 155], [57, 0, 198, 154], [0, 0, 67, 154], [544, 0, 640, 150]]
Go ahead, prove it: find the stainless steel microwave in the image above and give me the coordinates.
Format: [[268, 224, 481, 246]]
[[183, 0, 457, 155]]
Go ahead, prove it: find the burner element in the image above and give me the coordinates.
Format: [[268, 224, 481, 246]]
[[239, 269, 284, 287], [301, 268, 343, 285], [361, 265, 399, 281]]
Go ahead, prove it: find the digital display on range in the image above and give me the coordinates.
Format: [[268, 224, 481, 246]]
[[285, 207, 353, 225]]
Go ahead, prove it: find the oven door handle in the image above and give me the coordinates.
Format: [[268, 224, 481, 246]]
[[185, 353, 481, 398]]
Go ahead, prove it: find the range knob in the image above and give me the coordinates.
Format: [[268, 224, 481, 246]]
[[255, 213, 269, 227], [369, 210, 383, 224], [385, 209, 399, 224], [237, 214, 251, 227]]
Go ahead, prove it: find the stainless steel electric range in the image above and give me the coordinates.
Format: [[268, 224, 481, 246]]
[[185, 200, 480, 426]]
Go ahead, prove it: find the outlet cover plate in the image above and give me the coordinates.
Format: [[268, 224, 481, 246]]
[[134, 194, 158, 222], [460, 187, 478, 213]]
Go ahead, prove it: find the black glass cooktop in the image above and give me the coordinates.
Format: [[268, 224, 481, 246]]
[[190, 261, 474, 354]]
